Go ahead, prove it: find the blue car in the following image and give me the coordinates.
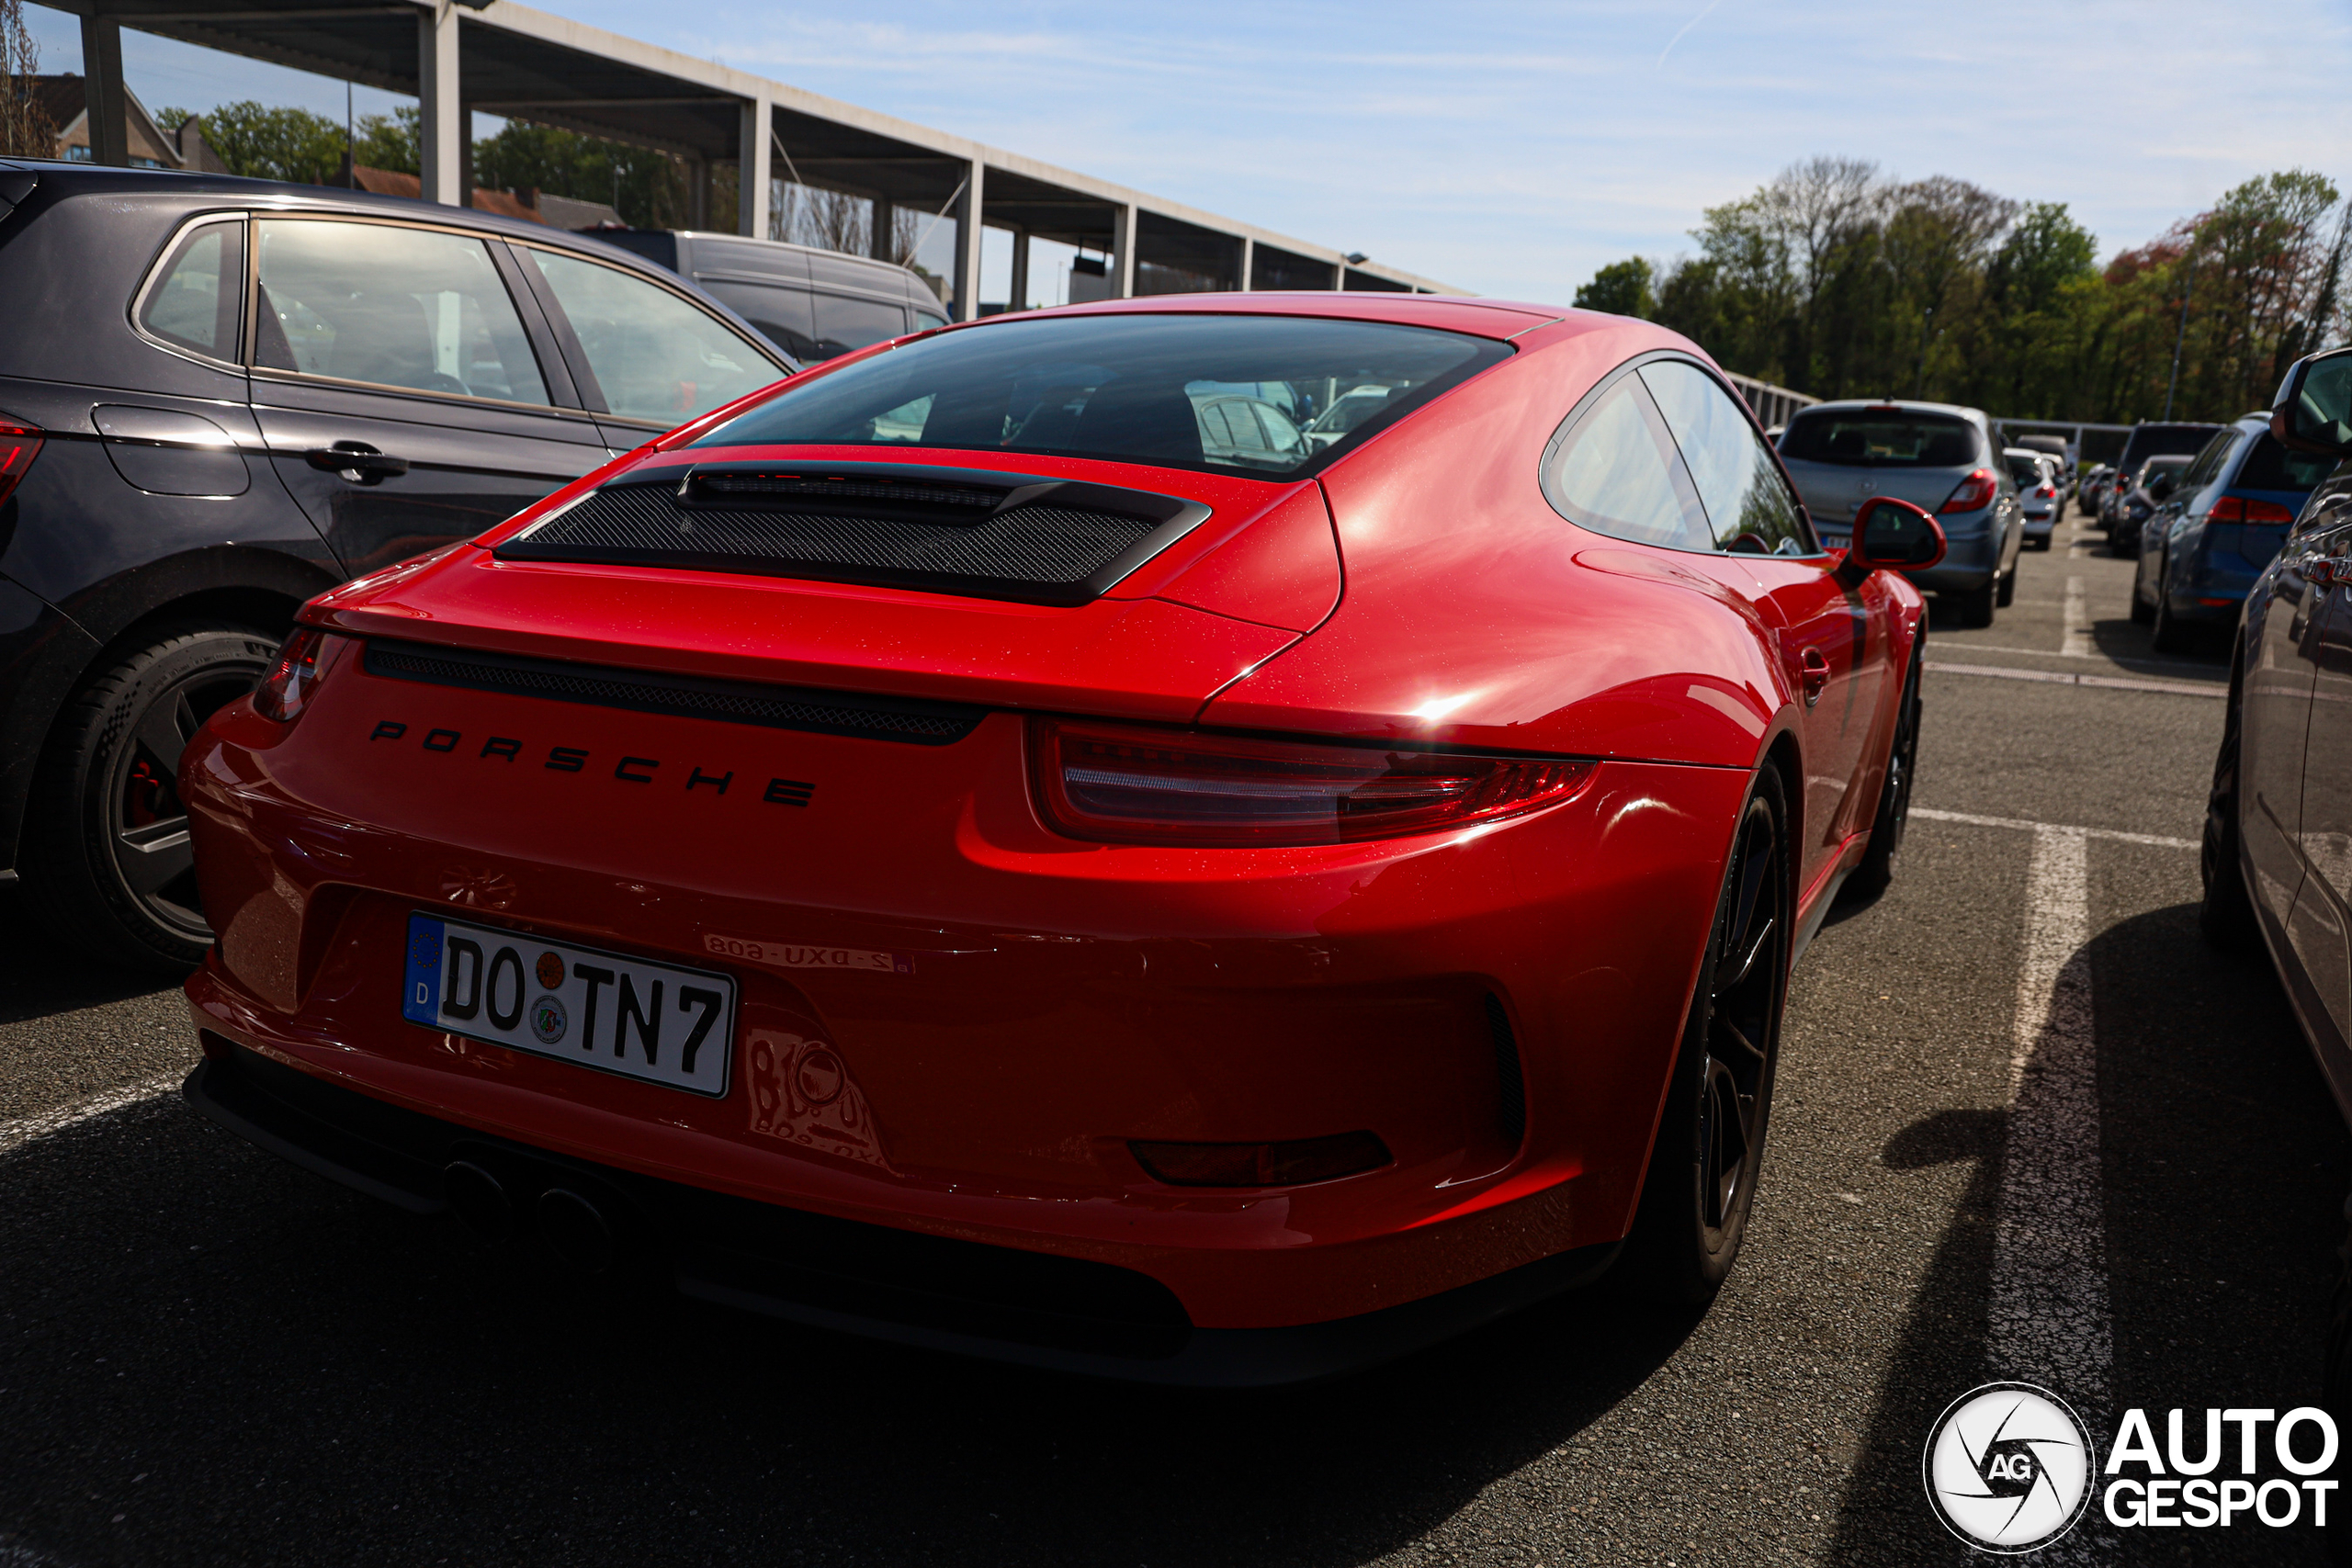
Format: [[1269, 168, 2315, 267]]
[[2132, 411, 2335, 652]]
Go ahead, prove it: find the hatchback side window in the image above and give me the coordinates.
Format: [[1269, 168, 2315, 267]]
[[254, 220, 548, 405], [1542, 370, 1713, 551], [698, 279, 817, 362], [811, 292, 908, 360], [526, 249, 780, 423], [137, 219, 244, 361], [1639, 359, 1815, 555]]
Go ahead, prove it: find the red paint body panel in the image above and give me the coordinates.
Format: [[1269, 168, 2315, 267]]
[[185, 295, 1923, 1355]]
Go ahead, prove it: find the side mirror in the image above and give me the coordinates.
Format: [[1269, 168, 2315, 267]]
[[1849, 497, 1947, 573], [2272, 345, 2352, 457]]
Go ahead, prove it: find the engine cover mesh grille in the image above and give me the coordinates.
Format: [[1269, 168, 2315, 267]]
[[502, 483, 1162, 598]]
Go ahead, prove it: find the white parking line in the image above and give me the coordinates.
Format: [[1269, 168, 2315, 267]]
[[1925, 660, 2223, 698], [2063, 575, 2093, 657], [1988, 827, 2114, 1461], [1910, 807, 2195, 849], [1930, 641, 2220, 675], [0, 1069, 186, 1156]]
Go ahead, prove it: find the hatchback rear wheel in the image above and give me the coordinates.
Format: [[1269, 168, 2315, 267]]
[[25, 621, 278, 973]]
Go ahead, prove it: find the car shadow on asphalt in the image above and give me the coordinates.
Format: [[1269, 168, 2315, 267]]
[[2086, 615, 2230, 671], [1820, 902, 2346, 1566], [0, 1092, 1712, 1566], [0, 885, 180, 1027]]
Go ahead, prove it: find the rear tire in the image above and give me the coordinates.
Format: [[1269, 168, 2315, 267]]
[[2150, 590, 2190, 653], [1996, 558, 2018, 608], [1618, 767, 1791, 1305], [2200, 644, 2262, 954], [21, 621, 279, 974], [2131, 588, 2154, 626], [1954, 576, 1996, 628], [1846, 643, 1922, 902]]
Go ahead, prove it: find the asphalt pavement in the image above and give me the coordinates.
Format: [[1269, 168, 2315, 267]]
[[1, 514, 2341, 1566]]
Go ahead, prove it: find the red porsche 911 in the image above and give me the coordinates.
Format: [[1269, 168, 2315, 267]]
[[179, 294, 1942, 1384]]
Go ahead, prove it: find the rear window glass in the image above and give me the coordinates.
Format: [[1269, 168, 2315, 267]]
[[2005, 454, 2042, 485], [1779, 410, 1980, 468], [692, 312, 1513, 479], [2237, 433, 2336, 493], [139, 220, 243, 360]]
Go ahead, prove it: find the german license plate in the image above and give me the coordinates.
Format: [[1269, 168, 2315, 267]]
[[1817, 529, 1850, 550], [401, 913, 735, 1097]]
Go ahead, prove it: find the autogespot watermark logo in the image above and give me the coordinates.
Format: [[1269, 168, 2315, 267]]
[[1924, 1383, 2097, 1552], [1926, 1386, 2344, 1550]]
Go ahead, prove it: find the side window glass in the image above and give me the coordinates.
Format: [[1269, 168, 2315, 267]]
[[1541, 370, 1713, 551], [810, 292, 909, 360], [699, 279, 816, 362], [254, 220, 548, 405], [1639, 359, 1815, 555], [913, 308, 948, 333], [137, 220, 244, 361], [528, 250, 779, 423]]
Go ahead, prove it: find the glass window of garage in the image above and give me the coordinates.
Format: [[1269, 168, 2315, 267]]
[[692, 311, 1511, 479], [254, 220, 548, 405], [1779, 408, 1982, 467], [1640, 359, 1815, 555], [1540, 369, 1713, 550], [526, 250, 783, 424], [137, 219, 244, 361]]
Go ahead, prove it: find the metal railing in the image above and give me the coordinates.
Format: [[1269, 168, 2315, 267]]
[[1724, 372, 1819, 431]]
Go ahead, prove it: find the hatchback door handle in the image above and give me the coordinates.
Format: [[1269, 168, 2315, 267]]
[[305, 442, 409, 483]]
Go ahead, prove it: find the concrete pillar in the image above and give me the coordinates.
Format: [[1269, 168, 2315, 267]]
[[1007, 227, 1029, 312], [78, 16, 128, 167], [416, 3, 461, 205], [1331, 260, 1347, 290], [950, 159, 985, 321], [739, 96, 771, 240], [1110, 202, 1136, 299], [869, 197, 896, 263], [1238, 236, 1253, 292]]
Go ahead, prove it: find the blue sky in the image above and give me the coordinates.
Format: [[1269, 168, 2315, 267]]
[[25, 0, 2352, 303]]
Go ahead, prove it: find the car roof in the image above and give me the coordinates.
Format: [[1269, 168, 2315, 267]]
[[0, 157, 667, 256], [1791, 397, 1987, 422], [956, 291, 1570, 344]]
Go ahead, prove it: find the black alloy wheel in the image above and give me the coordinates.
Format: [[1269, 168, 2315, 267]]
[[25, 621, 279, 972], [1621, 767, 1792, 1303], [1847, 645, 1922, 900], [2150, 570, 2192, 654]]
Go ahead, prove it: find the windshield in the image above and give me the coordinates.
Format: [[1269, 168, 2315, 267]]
[[691, 312, 1512, 479], [1779, 409, 1981, 468]]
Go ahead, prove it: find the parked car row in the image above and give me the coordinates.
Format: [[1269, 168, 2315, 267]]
[[0, 160, 832, 970]]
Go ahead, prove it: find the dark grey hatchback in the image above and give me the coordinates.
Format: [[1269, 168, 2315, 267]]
[[0, 160, 794, 971]]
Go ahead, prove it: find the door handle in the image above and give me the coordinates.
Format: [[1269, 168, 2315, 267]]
[[1799, 647, 1831, 707], [304, 442, 409, 483]]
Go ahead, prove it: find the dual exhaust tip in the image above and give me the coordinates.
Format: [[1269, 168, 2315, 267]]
[[444, 1158, 619, 1274]]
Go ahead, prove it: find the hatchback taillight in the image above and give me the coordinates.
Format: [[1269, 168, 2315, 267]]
[[0, 416, 43, 508], [252, 627, 334, 723], [1030, 717, 1598, 847], [1939, 468, 1999, 513]]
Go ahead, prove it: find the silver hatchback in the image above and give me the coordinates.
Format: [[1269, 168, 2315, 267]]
[[1777, 400, 2023, 626]]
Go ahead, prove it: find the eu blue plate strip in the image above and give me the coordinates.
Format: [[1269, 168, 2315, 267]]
[[402, 914, 446, 1026]]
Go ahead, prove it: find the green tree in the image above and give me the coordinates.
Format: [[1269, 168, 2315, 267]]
[[188, 99, 347, 185], [1574, 256, 1657, 318], [472, 119, 685, 229], [353, 106, 417, 174]]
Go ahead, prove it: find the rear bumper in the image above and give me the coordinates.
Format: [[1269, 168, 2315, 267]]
[[1905, 523, 2000, 592], [184, 1038, 1618, 1386]]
